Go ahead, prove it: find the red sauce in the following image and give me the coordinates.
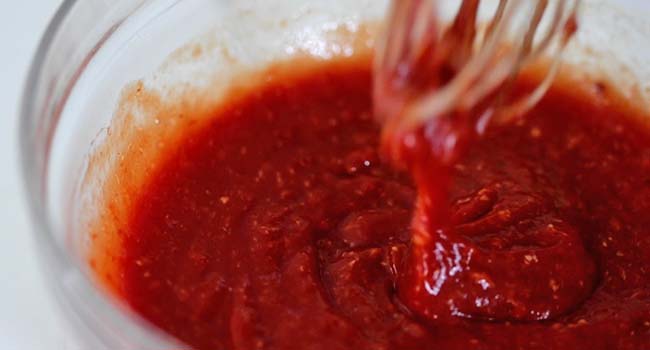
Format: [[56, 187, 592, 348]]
[[116, 62, 650, 349]]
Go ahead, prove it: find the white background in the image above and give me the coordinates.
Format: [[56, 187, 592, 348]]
[[2, 1, 650, 350], [0, 1, 68, 350]]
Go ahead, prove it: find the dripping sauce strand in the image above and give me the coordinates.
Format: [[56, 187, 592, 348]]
[[376, 0, 591, 322]]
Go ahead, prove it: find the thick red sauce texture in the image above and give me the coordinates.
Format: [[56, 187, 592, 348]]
[[118, 63, 650, 349]]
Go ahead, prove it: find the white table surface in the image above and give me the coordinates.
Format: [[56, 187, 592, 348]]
[[0, 1, 68, 350]]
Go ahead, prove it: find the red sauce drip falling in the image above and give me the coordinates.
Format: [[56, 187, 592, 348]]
[[388, 113, 597, 322], [378, 2, 597, 322]]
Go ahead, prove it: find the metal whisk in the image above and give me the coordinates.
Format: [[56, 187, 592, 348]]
[[374, 0, 581, 135]]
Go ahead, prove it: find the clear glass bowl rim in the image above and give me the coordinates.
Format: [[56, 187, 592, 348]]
[[18, 0, 178, 348]]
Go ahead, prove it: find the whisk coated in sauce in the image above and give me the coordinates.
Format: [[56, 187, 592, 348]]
[[374, 0, 585, 322], [375, 0, 579, 142]]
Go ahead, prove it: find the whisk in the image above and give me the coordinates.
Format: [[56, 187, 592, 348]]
[[374, 0, 580, 137]]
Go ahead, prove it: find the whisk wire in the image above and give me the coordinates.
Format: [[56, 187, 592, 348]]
[[375, 0, 581, 134]]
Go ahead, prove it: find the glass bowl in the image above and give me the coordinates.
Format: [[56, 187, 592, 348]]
[[19, 0, 650, 349]]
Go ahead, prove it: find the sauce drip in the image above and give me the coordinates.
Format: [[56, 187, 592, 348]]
[[390, 108, 598, 322], [376, 0, 590, 322]]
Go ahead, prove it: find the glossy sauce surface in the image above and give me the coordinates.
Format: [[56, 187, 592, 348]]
[[116, 63, 650, 349]]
